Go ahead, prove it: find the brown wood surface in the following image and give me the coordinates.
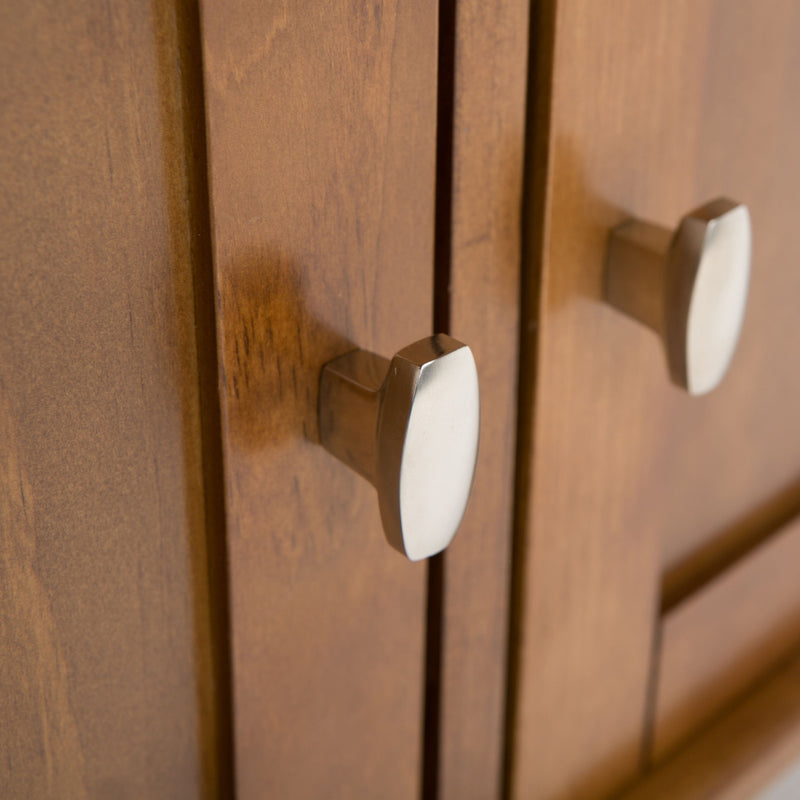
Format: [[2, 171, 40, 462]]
[[436, 0, 529, 797], [622, 650, 800, 800], [0, 0, 220, 796], [653, 514, 800, 761], [510, 1, 800, 798], [197, 1, 437, 796]]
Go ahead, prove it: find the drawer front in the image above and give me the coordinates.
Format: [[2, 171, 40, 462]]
[[622, 651, 800, 800], [654, 514, 800, 760]]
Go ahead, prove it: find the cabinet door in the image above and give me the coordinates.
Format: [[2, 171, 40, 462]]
[[0, 0, 221, 795], [510, 2, 800, 798], [197, 3, 437, 797]]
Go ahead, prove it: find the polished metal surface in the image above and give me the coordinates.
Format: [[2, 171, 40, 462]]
[[605, 198, 751, 395], [318, 334, 480, 561]]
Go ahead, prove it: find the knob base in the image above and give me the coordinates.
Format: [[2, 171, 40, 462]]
[[318, 349, 389, 486], [605, 219, 671, 336]]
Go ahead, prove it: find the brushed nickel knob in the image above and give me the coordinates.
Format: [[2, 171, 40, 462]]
[[318, 334, 480, 561], [605, 198, 751, 395]]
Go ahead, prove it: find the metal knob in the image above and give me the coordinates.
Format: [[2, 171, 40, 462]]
[[605, 198, 751, 395], [318, 334, 480, 561]]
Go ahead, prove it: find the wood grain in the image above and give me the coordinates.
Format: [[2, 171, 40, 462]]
[[0, 0, 219, 796], [510, 1, 800, 798], [437, 0, 529, 797], [658, 0, 800, 604], [510, 2, 660, 796], [653, 514, 800, 761], [621, 650, 800, 800], [197, 1, 437, 796]]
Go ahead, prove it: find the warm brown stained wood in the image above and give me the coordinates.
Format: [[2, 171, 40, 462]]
[[657, 1, 800, 606], [197, 1, 437, 796], [511, 2, 800, 798], [621, 650, 800, 800], [0, 0, 220, 796], [436, 0, 529, 798], [653, 514, 800, 761]]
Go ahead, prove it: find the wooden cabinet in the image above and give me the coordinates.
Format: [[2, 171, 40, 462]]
[[4, 1, 800, 798], [509, 2, 800, 798], [0, 0, 225, 795], [195, 1, 525, 796]]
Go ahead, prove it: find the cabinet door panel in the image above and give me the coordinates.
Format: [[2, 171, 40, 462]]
[[512, 2, 800, 798], [198, 1, 437, 796], [0, 0, 219, 795]]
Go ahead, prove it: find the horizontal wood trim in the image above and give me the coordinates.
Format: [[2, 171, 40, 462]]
[[623, 650, 800, 800], [653, 514, 800, 761], [663, 476, 800, 610]]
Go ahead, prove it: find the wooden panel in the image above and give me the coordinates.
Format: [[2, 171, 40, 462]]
[[509, 1, 661, 796], [758, 760, 800, 800], [658, 1, 800, 604], [511, 1, 800, 798], [622, 651, 800, 800], [436, 0, 529, 797], [654, 515, 800, 760], [197, 1, 437, 796], [0, 0, 219, 796]]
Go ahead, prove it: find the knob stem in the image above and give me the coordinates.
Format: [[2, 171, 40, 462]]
[[605, 219, 672, 335], [318, 348, 389, 486]]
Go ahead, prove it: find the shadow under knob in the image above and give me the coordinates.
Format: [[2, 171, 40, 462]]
[[318, 334, 480, 561], [605, 198, 752, 395]]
